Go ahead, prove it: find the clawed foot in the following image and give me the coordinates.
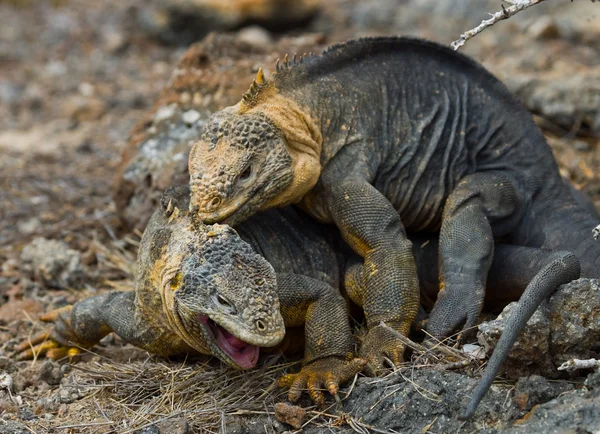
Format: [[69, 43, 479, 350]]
[[425, 284, 484, 341], [13, 306, 83, 361], [359, 323, 407, 376], [278, 356, 366, 406]]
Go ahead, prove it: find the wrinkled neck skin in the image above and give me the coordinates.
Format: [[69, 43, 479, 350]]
[[138, 224, 213, 356], [239, 90, 323, 208]]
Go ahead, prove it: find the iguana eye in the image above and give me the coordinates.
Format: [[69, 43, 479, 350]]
[[255, 278, 264, 286]]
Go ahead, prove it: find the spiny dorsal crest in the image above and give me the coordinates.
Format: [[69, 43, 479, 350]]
[[274, 52, 311, 74], [241, 67, 268, 107], [241, 53, 314, 107]]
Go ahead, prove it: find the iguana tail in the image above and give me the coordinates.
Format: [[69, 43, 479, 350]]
[[460, 246, 580, 420]]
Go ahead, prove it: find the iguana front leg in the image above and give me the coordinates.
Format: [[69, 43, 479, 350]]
[[428, 172, 526, 339], [15, 291, 190, 360], [275, 273, 365, 406], [322, 179, 420, 374]]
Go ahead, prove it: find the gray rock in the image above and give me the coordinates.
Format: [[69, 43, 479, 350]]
[[136, 426, 160, 434], [548, 279, 600, 365], [153, 104, 179, 124], [0, 421, 30, 434], [494, 385, 600, 434], [512, 375, 574, 412], [0, 371, 13, 391], [298, 369, 521, 433], [584, 371, 600, 390], [478, 301, 555, 378], [505, 73, 600, 136], [20, 237, 87, 289], [156, 417, 190, 434], [237, 26, 273, 48], [181, 109, 201, 126], [118, 110, 202, 230], [224, 417, 272, 434], [37, 361, 62, 386], [216, 367, 600, 432], [477, 279, 600, 378]]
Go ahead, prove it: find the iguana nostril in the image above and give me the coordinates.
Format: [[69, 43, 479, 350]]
[[256, 319, 266, 331]]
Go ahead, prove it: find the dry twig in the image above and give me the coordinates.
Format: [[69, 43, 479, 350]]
[[558, 358, 600, 372], [451, 0, 548, 50]]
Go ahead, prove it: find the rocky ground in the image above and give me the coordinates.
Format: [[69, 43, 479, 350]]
[[1, 0, 599, 433]]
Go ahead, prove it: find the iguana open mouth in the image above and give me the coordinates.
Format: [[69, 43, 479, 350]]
[[199, 314, 260, 369]]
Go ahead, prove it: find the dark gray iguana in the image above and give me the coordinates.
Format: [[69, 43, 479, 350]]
[[16, 186, 580, 417], [187, 36, 599, 381], [15, 186, 364, 406]]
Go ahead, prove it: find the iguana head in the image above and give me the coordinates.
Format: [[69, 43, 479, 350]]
[[188, 107, 293, 225], [188, 69, 322, 225], [140, 186, 285, 369]]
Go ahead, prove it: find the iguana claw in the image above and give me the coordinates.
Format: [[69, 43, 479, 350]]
[[278, 356, 365, 406], [14, 306, 83, 361]]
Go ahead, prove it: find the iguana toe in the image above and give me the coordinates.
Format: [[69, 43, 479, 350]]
[[14, 306, 87, 362], [278, 356, 365, 406], [359, 324, 406, 376], [14, 331, 80, 362]]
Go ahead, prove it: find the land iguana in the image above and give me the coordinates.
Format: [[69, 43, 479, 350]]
[[187, 36, 598, 377], [15, 186, 364, 406], [16, 187, 579, 417]]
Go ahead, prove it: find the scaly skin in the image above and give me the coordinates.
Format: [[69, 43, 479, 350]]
[[15, 185, 363, 406], [15, 187, 580, 414], [188, 36, 600, 373]]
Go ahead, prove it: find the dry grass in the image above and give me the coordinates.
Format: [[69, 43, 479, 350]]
[[14, 225, 495, 433], [63, 356, 295, 433]]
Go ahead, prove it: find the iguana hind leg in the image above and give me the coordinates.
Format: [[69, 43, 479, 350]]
[[402, 235, 580, 418], [428, 172, 526, 339], [275, 273, 365, 406]]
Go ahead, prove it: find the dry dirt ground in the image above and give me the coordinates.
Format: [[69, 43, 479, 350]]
[[0, 0, 599, 433]]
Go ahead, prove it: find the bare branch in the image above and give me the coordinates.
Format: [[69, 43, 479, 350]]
[[451, 0, 549, 50]]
